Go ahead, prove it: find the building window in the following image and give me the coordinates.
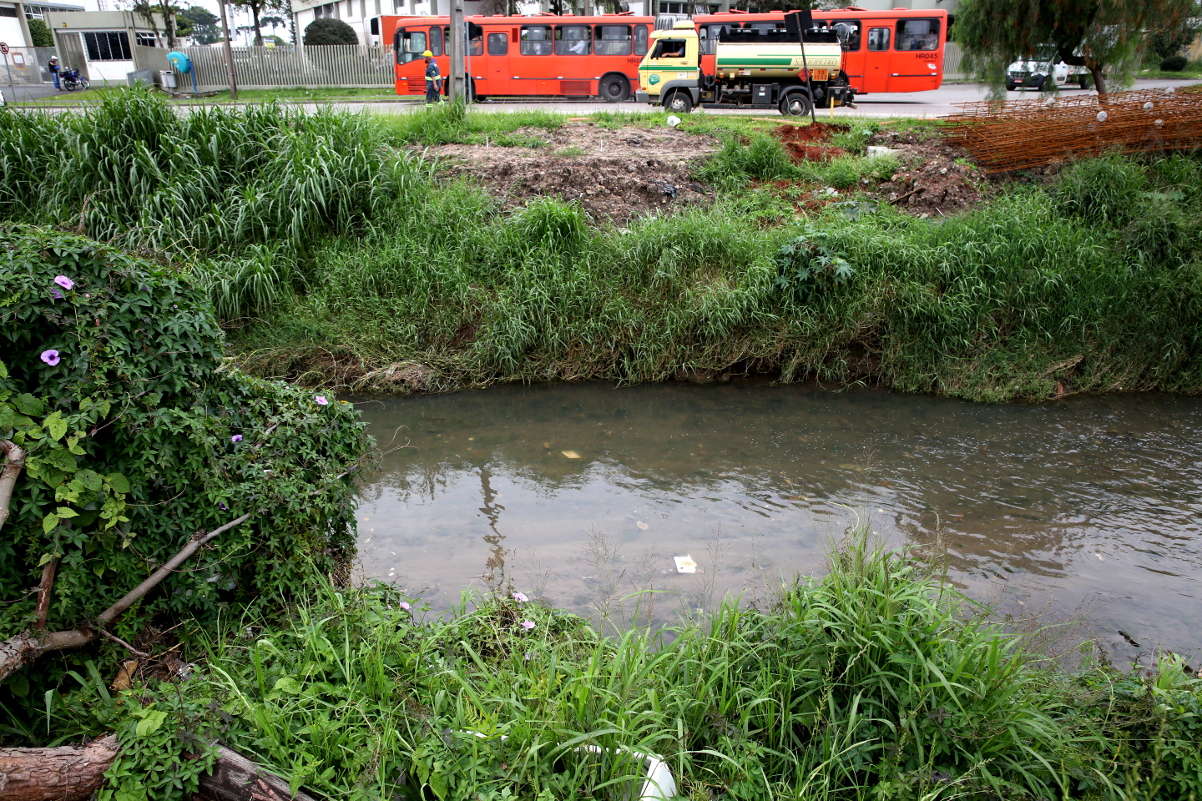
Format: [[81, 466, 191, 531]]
[[84, 30, 132, 61], [0, 6, 18, 17], [136, 32, 158, 47]]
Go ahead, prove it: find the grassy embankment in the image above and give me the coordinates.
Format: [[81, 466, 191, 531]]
[[27, 535, 1202, 800], [2, 91, 1201, 406]]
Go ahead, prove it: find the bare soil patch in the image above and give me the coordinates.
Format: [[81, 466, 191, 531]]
[[775, 122, 849, 161], [870, 127, 988, 216], [424, 122, 718, 225]]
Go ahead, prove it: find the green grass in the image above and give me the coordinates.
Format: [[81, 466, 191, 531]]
[[4, 91, 1202, 403], [32, 534, 1202, 800]]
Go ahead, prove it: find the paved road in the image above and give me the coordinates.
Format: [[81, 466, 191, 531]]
[[9, 77, 1198, 118]]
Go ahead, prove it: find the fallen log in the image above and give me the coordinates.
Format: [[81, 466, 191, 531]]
[[0, 735, 120, 801], [0, 738, 319, 801]]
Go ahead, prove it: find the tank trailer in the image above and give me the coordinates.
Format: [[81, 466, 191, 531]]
[[636, 13, 856, 116]]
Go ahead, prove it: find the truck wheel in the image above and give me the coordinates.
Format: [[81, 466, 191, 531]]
[[1005, 80, 1017, 91], [1078, 75, 1089, 89], [665, 91, 692, 114], [779, 91, 811, 117], [600, 74, 629, 103]]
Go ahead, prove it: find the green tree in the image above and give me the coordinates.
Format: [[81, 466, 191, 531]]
[[303, 17, 358, 46], [27, 18, 53, 48], [955, 0, 1196, 95], [180, 5, 221, 44], [232, 0, 288, 47]]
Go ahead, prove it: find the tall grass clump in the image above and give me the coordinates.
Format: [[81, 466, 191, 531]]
[[42, 534, 1202, 800], [0, 90, 424, 260]]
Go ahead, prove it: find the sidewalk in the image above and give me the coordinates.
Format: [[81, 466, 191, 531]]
[[1, 83, 67, 102]]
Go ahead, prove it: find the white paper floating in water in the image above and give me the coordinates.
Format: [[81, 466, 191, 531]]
[[1045, 97, 1056, 106], [1155, 119, 1165, 127], [1166, 87, 1175, 94], [666, 115, 681, 127], [637, 521, 649, 530], [1143, 101, 1154, 110], [1096, 111, 1108, 122], [674, 554, 698, 574], [562, 450, 581, 459]]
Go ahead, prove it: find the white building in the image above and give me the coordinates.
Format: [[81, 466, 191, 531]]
[[45, 9, 167, 83], [0, 0, 81, 48]]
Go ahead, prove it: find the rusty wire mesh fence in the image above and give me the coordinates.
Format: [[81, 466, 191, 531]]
[[943, 88, 1202, 172]]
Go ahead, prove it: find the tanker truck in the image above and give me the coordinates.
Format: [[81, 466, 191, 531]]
[[635, 15, 855, 116]]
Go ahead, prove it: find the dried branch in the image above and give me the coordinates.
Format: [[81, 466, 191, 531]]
[[0, 439, 27, 534]]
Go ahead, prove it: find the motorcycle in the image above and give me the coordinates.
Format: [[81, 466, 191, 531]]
[[60, 67, 90, 92]]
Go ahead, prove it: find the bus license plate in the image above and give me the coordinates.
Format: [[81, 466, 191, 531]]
[[811, 69, 828, 81]]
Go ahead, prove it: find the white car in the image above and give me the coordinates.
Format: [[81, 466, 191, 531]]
[[1006, 56, 1091, 91]]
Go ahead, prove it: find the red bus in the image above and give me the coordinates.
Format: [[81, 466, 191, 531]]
[[692, 8, 948, 94], [380, 14, 655, 102]]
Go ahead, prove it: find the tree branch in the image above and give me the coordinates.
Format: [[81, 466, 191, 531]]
[[0, 440, 27, 534], [34, 558, 57, 631], [0, 513, 252, 683]]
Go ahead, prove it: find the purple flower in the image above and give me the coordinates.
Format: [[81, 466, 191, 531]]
[[54, 275, 74, 291], [51, 289, 63, 300], [399, 601, 411, 611], [231, 434, 243, 443], [219, 502, 228, 510], [315, 396, 329, 406], [525, 651, 534, 661], [40, 349, 61, 366], [521, 620, 535, 631], [514, 592, 529, 603], [172, 305, 178, 309]]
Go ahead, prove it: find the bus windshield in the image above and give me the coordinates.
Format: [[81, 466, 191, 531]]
[[396, 28, 428, 64]]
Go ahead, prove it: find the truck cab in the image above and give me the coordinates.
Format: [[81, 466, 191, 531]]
[[636, 26, 702, 113]]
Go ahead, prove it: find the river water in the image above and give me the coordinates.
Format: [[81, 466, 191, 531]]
[[353, 381, 1202, 659]]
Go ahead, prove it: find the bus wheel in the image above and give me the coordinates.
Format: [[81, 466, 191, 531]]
[[779, 91, 811, 117], [665, 91, 692, 114], [600, 74, 629, 103]]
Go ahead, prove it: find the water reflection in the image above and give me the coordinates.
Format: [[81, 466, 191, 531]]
[[354, 380, 1202, 658]]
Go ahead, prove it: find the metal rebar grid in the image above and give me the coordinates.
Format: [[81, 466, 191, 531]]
[[942, 88, 1202, 172]]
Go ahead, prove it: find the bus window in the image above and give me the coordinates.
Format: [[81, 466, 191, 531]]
[[487, 31, 508, 55], [555, 25, 591, 55], [748, 21, 780, 34], [867, 27, 890, 51], [595, 24, 632, 55], [896, 18, 939, 51], [397, 28, 427, 64], [817, 19, 861, 51], [520, 25, 553, 55], [469, 34, 483, 56], [633, 24, 648, 56], [430, 25, 443, 56]]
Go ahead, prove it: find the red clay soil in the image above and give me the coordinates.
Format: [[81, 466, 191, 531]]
[[774, 122, 849, 161]]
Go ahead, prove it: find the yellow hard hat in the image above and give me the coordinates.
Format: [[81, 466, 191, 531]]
[[422, 50, 433, 58]]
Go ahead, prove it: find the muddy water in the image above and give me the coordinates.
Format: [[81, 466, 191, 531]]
[[354, 381, 1202, 658]]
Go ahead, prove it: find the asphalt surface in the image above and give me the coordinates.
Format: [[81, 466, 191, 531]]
[[7, 77, 1199, 118]]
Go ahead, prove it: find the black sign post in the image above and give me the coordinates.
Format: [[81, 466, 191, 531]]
[[784, 11, 817, 123]]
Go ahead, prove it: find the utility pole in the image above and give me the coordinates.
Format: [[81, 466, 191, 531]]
[[448, 0, 465, 102], [218, 0, 238, 100]]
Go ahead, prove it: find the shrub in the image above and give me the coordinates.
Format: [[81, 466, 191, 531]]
[[28, 18, 53, 48], [0, 226, 372, 671], [303, 17, 358, 46], [1160, 54, 1189, 71]]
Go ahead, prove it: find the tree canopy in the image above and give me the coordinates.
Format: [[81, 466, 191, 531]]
[[954, 0, 1197, 95], [180, 5, 221, 45], [303, 17, 358, 46]]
